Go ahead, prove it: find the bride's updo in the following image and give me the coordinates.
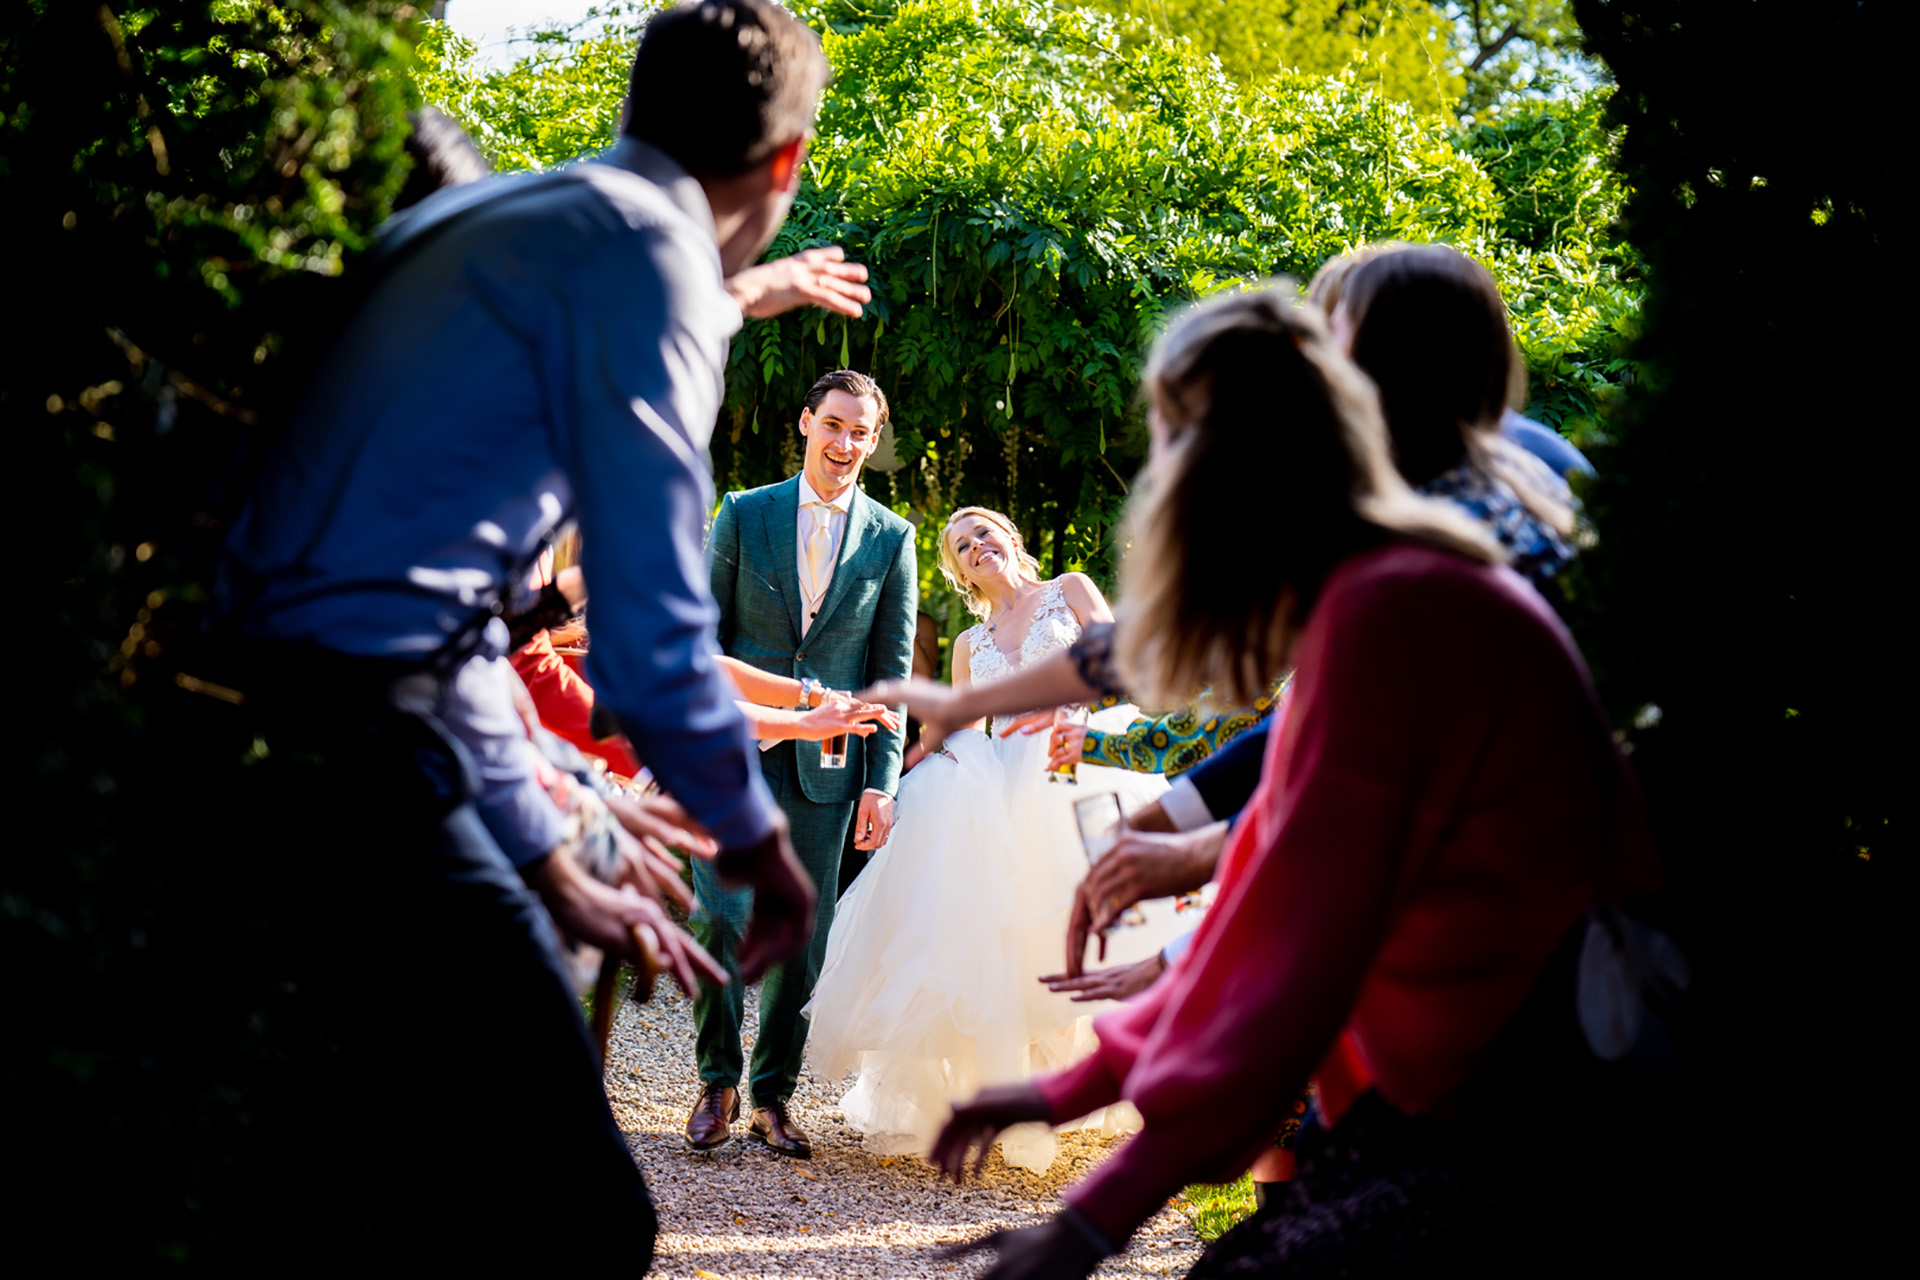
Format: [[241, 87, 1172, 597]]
[[936, 506, 1042, 620]]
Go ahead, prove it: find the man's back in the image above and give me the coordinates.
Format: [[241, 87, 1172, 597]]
[[224, 145, 737, 660]]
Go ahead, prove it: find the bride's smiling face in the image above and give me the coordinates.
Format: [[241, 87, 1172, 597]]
[[947, 517, 1017, 588]]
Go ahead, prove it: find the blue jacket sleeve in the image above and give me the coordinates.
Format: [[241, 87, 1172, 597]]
[[560, 223, 776, 851], [1183, 718, 1271, 823]]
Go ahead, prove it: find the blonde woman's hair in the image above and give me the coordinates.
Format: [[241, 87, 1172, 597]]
[[937, 506, 1042, 620], [1115, 283, 1502, 709]]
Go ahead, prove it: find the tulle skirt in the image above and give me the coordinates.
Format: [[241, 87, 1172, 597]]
[[805, 711, 1183, 1172]]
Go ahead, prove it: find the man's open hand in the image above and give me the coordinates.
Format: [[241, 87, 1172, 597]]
[[727, 246, 871, 319], [1041, 953, 1167, 1003], [523, 849, 726, 996]]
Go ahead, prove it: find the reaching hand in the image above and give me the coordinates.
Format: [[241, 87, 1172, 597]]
[[797, 695, 900, 740], [522, 848, 727, 996], [726, 246, 872, 319], [1047, 722, 1088, 770], [927, 1083, 1053, 1184], [1004, 708, 1055, 737], [1083, 825, 1223, 934], [857, 677, 971, 749], [604, 788, 716, 913], [934, 1216, 1107, 1280], [852, 790, 895, 851], [719, 823, 817, 983], [1040, 953, 1167, 1003]]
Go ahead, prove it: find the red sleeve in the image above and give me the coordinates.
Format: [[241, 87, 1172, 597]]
[[510, 634, 642, 779], [1061, 560, 1478, 1245]]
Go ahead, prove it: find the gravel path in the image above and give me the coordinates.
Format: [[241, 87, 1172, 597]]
[[606, 981, 1203, 1279]]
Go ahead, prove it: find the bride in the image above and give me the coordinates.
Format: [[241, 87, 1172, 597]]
[[804, 506, 1180, 1173]]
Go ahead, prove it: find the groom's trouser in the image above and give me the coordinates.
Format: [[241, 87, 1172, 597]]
[[691, 739, 853, 1107]]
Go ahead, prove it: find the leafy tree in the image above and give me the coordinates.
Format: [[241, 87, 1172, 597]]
[[1085, 0, 1464, 115], [422, 0, 1635, 638], [4, 0, 419, 1260], [1564, 0, 1900, 1263], [1444, 0, 1594, 119]]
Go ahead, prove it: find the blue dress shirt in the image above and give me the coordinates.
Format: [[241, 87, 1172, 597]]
[[221, 139, 777, 854]]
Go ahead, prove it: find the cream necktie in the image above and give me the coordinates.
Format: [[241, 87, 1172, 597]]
[[803, 502, 835, 633]]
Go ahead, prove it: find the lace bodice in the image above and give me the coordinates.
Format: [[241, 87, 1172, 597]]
[[963, 579, 1082, 687]]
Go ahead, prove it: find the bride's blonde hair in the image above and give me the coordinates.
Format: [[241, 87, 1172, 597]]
[[1115, 283, 1500, 708], [937, 506, 1043, 620]]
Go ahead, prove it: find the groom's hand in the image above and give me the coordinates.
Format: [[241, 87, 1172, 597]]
[[853, 790, 894, 851]]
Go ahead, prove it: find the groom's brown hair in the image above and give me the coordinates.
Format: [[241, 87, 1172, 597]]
[[803, 369, 890, 430]]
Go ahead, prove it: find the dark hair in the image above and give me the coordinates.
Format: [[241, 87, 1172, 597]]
[[803, 369, 889, 430], [1341, 244, 1514, 488], [623, 0, 828, 178], [1118, 285, 1498, 707], [393, 107, 492, 212]]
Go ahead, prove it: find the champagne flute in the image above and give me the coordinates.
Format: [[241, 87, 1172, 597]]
[[1073, 792, 1146, 929]]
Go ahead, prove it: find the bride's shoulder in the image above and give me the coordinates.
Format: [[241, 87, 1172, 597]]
[[1046, 572, 1107, 615]]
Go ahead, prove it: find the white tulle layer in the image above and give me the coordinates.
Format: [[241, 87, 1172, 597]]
[[804, 710, 1182, 1173]]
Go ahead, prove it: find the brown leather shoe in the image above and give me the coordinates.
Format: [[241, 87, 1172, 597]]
[[748, 1102, 812, 1159], [685, 1084, 739, 1152]]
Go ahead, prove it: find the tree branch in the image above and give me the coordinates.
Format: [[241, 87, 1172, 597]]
[[1468, 20, 1524, 73]]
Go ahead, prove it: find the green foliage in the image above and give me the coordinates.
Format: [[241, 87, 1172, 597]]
[[1447, 0, 1592, 121], [1461, 87, 1636, 436], [417, 0, 1637, 630], [1179, 1174, 1258, 1241], [1087, 0, 1464, 116], [4, 0, 420, 1259], [414, 2, 651, 171]]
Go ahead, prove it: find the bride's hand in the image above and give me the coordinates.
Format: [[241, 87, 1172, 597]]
[[928, 1083, 1053, 1184], [858, 677, 968, 749], [1003, 708, 1055, 737]]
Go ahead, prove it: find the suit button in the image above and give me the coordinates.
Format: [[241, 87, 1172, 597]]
[[795, 652, 806, 661]]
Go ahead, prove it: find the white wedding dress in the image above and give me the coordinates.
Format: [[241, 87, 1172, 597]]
[[804, 579, 1182, 1172]]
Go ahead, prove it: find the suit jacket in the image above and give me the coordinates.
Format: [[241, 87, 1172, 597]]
[[708, 475, 917, 804]]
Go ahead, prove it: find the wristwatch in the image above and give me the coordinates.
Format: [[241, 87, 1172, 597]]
[[795, 677, 826, 710]]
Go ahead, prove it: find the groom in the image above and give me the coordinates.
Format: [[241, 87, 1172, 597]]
[[690, 369, 917, 1155]]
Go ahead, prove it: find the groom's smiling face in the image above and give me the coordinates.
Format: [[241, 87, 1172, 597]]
[[799, 389, 881, 499]]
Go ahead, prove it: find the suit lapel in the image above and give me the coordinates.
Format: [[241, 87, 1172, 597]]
[[809, 485, 877, 638], [759, 476, 805, 640]]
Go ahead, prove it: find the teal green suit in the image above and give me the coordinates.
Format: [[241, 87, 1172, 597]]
[[693, 474, 917, 1105]]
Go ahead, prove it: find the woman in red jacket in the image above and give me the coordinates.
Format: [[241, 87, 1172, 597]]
[[926, 285, 1660, 1277]]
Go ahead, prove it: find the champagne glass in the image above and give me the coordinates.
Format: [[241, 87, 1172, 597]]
[[1073, 792, 1146, 929]]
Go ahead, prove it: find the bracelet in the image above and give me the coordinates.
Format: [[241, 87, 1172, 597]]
[[795, 677, 824, 711]]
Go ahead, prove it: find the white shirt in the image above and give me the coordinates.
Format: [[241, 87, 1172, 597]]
[[778, 475, 885, 801], [795, 473, 854, 636]]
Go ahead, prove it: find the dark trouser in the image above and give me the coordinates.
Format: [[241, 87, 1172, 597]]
[[218, 657, 655, 1268], [690, 740, 852, 1108]]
